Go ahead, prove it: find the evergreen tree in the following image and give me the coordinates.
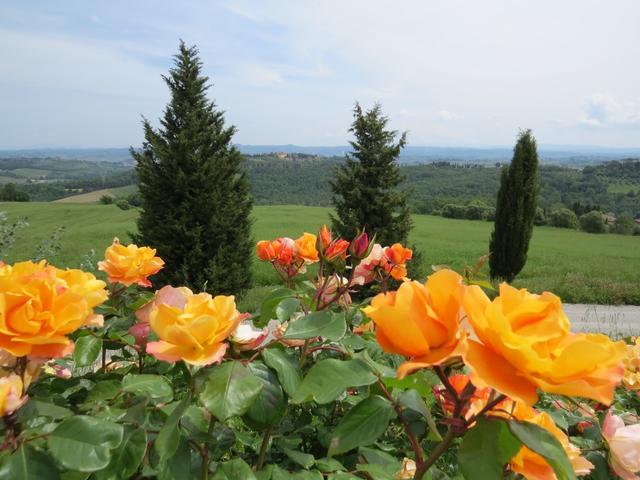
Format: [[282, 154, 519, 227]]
[[331, 103, 412, 246], [489, 129, 539, 282], [133, 42, 253, 294]]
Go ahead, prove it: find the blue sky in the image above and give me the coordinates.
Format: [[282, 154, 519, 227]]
[[1, 0, 639, 148]]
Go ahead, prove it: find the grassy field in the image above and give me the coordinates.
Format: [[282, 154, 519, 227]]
[[0, 202, 638, 304]]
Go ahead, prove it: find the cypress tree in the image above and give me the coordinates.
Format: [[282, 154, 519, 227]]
[[330, 103, 412, 246], [489, 129, 539, 282], [132, 42, 253, 294]]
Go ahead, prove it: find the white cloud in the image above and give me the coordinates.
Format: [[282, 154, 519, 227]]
[[438, 109, 462, 121], [580, 93, 640, 128]]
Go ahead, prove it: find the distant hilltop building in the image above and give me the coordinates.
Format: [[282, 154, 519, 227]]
[[276, 152, 289, 160]]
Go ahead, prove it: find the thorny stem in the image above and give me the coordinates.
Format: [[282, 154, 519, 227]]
[[201, 416, 216, 480], [377, 380, 425, 468], [414, 370, 477, 479], [256, 425, 274, 470]]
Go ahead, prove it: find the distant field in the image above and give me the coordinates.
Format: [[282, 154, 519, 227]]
[[54, 184, 138, 203], [0, 202, 638, 304]]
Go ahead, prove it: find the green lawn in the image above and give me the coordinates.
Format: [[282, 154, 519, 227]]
[[1, 202, 638, 304]]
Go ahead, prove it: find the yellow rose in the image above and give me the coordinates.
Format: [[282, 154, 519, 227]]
[[508, 402, 593, 480], [146, 287, 247, 365], [0, 374, 25, 416], [622, 338, 640, 391], [294, 233, 319, 264], [463, 283, 626, 405], [98, 238, 164, 287], [0, 261, 108, 358], [362, 269, 466, 378]]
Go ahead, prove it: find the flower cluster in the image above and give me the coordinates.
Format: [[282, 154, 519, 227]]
[[365, 271, 627, 406], [257, 225, 413, 292], [256, 232, 319, 278]]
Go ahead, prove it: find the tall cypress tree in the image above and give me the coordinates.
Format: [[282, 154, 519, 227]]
[[331, 103, 412, 246], [132, 42, 253, 294], [489, 129, 539, 282]]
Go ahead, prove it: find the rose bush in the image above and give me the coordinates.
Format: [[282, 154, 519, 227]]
[[0, 226, 637, 479]]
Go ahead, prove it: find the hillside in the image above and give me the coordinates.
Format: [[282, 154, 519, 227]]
[[0, 202, 638, 304]]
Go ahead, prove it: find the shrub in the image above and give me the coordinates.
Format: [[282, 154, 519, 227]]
[[550, 208, 578, 229], [115, 199, 130, 210], [0, 231, 632, 479], [441, 203, 467, 219], [611, 214, 635, 235], [99, 194, 114, 205], [533, 206, 547, 225], [126, 191, 142, 207], [579, 210, 607, 233]]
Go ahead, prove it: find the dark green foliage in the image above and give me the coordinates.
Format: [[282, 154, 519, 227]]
[[0, 183, 29, 201], [99, 195, 114, 205], [550, 208, 579, 229], [330, 103, 412, 246], [534, 207, 547, 226], [115, 199, 130, 211], [611, 214, 635, 235], [489, 130, 540, 282], [133, 42, 253, 294], [579, 210, 607, 234]]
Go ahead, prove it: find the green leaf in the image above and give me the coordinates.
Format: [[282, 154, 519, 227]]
[[282, 447, 315, 469], [0, 445, 60, 480], [328, 395, 396, 456], [397, 389, 442, 440], [315, 457, 345, 473], [18, 399, 72, 420], [276, 297, 301, 321], [47, 416, 124, 472], [271, 466, 324, 480], [259, 288, 295, 326], [508, 419, 577, 480], [459, 418, 522, 479], [199, 361, 263, 421], [261, 347, 302, 396], [212, 458, 257, 480], [73, 336, 102, 367], [85, 380, 121, 402], [122, 373, 173, 402], [155, 393, 192, 462], [244, 362, 286, 429], [282, 311, 346, 341], [95, 427, 147, 480], [291, 359, 377, 404]]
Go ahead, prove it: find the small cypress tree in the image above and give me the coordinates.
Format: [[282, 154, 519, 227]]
[[331, 103, 412, 246], [489, 129, 539, 282], [133, 42, 253, 294]]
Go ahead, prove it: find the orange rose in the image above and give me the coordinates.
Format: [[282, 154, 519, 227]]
[[146, 287, 247, 365], [362, 269, 466, 378], [0, 374, 25, 416], [463, 283, 627, 405], [256, 240, 278, 261], [324, 239, 350, 262], [319, 224, 332, 251], [508, 402, 593, 480], [622, 338, 640, 391], [0, 261, 108, 358], [384, 243, 413, 280], [98, 237, 164, 287], [294, 233, 319, 264]]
